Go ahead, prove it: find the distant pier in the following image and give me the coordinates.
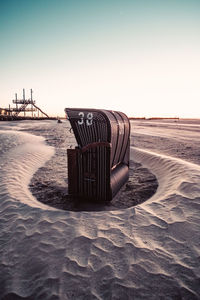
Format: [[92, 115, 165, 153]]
[[0, 89, 54, 121]]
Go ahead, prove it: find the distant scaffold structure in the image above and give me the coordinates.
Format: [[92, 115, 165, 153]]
[[0, 89, 49, 120], [12, 89, 49, 118]]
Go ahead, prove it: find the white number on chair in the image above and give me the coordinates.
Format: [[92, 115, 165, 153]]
[[78, 112, 93, 126], [78, 112, 84, 125], [86, 113, 93, 126]]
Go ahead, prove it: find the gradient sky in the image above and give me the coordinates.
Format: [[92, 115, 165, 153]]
[[1, 0, 200, 117]]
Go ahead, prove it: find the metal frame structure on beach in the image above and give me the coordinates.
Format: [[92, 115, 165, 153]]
[[0, 89, 49, 120]]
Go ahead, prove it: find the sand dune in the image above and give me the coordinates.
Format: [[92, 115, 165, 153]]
[[0, 130, 55, 210], [0, 120, 200, 299], [132, 147, 200, 200]]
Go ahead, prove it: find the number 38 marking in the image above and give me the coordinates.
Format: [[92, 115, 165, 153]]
[[78, 112, 93, 126]]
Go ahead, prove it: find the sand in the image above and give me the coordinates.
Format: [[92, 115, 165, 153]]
[[0, 119, 200, 299]]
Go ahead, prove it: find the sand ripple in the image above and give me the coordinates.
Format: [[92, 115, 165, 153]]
[[0, 129, 200, 299]]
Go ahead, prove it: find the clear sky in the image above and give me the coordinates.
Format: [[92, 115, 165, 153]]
[[0, 0, 200, 118]]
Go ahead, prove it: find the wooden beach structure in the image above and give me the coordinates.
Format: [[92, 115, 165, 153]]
[[65, 108, 130, 202], [0, 89, 49, 121]]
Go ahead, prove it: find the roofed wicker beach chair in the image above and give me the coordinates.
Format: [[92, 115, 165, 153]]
[[65, 108, 130, 202]]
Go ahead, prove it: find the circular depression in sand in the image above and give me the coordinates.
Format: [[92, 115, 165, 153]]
[[4, 122, 157, 212], [29, 159, 158, 212]]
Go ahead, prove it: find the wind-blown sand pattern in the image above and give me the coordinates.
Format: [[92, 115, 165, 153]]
[[0, 120, 200, 299]]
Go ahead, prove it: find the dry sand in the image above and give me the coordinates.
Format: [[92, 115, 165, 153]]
[[0, 119, 200, 299]]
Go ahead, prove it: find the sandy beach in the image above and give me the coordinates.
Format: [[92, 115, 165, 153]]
[[0, 119, 200, 299]]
